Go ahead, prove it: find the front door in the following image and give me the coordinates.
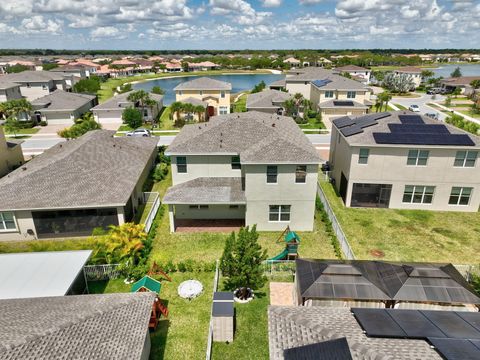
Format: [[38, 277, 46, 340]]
[[207, 106, 215, 117]]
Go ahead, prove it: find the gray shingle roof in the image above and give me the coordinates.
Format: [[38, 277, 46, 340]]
[[0, 130, 158, 211], [334, 65, 369, 72], [163, 177, 246, 204], [0, 70, 66, 83], [311, 74, 368, 90], [91, 91, 163, 111], [0, 293, 155, 360], [31, 90, 96, 112], [246, 89, 292, 110], [0, 82, 21, 90], [268, 306, 442, 360], [166, 111, 321, 164], [173, 77, 232, 91], [178, 96, 207, 107], [285, 67, 333, 82], [333, 111, 480, 147]]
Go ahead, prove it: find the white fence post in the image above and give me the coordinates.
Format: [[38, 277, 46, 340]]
[[206, 259, 220, 360], [317, 182, 356, 260], [142, 192, 161, 233]]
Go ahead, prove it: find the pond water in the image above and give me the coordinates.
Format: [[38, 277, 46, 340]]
[[132, 73, 285, 105], [431, 63, 480, 78]]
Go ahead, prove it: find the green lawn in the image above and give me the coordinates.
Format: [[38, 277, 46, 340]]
[[319, 178, 480, 264], [1, 125, 40, 135], [89, 271, 214, 360], [232, 93, 248, 113], [393, 103, 407, 110]]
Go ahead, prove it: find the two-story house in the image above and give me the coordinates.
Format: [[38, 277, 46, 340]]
[[174, 77, 231, 118], [393, 66, 423, 89], [333, 65, 371, 84], [328, 111, 480, 212], [0, 71, 72, 101], [163, 111, 321, 232], [0, 82, 23, 103], [310, 75, 373, 127]]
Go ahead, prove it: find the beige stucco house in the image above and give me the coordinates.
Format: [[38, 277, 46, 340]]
[[0, 130, 157, 241], [163, 111, 321, 232], [246, 89, 293, 114], [393, 66, 423, 89], [328, 111, 480, 212], [174, 77, 231, 118], [333, 65, 371, 84], [0, 71, 72, 101], [0, 127, 24, 178]]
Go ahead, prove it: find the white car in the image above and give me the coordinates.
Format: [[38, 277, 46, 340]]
[[408, 105, 420, 112], [126, 128, 151, 137]]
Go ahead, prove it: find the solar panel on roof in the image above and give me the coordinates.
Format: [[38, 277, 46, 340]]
[[456, 312, 480, 333], [352, 308, 407, 338], [373, 133, 475, 146], [399, 114, 425, 124], [341, 125, 363, 137], [421, 311, 480, 339], [283, 337, 353, 360], [333, 100, 354, 106], [370, 112, 391, 121], [428, 338, 480, 360], [388, 124, 450, 134], [387, 310, 445, 338], [333, 116, 355, 128], [312, 79, 332, 88]]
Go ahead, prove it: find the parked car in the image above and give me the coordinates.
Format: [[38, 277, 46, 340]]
[[425, 112, 439, 120], [126, 128, 151, 137], [408, 105, 421, 112], [426, 87, 444, 95]]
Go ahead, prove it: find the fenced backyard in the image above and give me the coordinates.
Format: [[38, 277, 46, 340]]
[[84, 264, 121, 281], [142, 192, 161, 233]]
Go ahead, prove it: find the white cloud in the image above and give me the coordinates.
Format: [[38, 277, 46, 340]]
[[299, 0, 324, 4], [21, 15, 62, 33], [90, 26, 125, 39], [262, 0, 282, 7]]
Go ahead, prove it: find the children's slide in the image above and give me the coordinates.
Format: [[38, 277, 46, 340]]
[[267, 248, 289, 262]]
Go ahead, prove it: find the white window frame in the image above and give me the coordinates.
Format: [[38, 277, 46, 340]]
[[407, 149, 429, 166], [188, 205, 209, 210], [325, 90, 334, 98], [448, 187, 473, 206], [358, 148, 369, 164], [220, 91, 225, 98], [0, 212, 17, 232], [454, 150, 478, 167], [295, 165, 307, 183], [347, 91, 356, 99], [219, 106, 228, 115], [269, 205, 291, 222], [176, 156, 187, 173], [266, 165, 278, 184], [402, 185, 435, 204]]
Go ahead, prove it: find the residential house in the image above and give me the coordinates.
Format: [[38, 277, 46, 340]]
[[163, 112, 321, 232], [393, 66, 423, 88], [91, 91, 163, 124], [333, 65, 371, 84], [328, 111, 480, 211], [49, 64, 88, 86], [246, 89, 293, 114], [31, 90, 97, 124], [0, 130, 158, 241], [309, 74, 373, 127], [172, 97, 207, 122], [0, 127, 24, 178], [0, 250, 92, 299], [440, 76, 480, 95], [283, 67, 332, 99], [174, 77, 231, 117], [187, 61, 220, 72], [0, 82, 23, 102], [0, 292, 155, 360], [164, 62, 183, 72], [283, 57, 301, 67], [0, 71, 71, 101], [7, 60, 41, 71], [69, 59, 101, 77]]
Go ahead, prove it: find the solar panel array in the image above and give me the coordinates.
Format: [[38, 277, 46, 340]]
[[283, 337, 353, 360], [333, 100, 354, 107], [333, 112, 391, 137], [312, 79, 333, 88], [352, 308, 480, 360], [372, 113, 476, 146]]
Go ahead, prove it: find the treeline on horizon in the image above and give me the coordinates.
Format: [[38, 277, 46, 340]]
[[0, 48, 478, 57]]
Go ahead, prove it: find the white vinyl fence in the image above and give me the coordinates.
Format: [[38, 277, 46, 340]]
[[142, 192, 161, 233], [316, 182, 356, 259], [206, 260, 220, 360]]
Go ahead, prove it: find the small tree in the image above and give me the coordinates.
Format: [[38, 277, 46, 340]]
[[445, 96, 452, 107], [421, 69, 434, 82], [58, 113, 101, 139], [452, 87, 462, 98], [4, 118, 22, 138], [118, 83, 132, 94], [73, 77, 101, 94], [251, 80, 266, 93], [220, 226, 267, 298], [5, 64, 30, 73], [122, 107, 143, 129], [151, 86, 165, 95], [450, 66, 462, 78]]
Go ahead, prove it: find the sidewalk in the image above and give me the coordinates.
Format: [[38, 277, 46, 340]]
[[433, 102, 480, 125]]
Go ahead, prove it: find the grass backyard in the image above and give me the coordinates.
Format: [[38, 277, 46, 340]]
[[319, 178, 480, 264]]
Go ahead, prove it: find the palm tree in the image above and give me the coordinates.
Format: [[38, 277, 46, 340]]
[[377, 91, 392, 111], [1, 98, 32, 121], [283, 99, 296, 116], [170, 102, 183, 123], [195, 105, 206, 122], [127, 90, 151, 121]]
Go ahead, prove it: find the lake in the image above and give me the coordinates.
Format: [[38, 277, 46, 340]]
[[132, 73, 285, 105], [431, 64, 480, 78]]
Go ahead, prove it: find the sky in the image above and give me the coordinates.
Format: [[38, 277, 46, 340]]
[[0, 0, 479, 50]]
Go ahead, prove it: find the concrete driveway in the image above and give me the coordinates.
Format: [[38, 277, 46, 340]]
[[391, 93, 447, 121]]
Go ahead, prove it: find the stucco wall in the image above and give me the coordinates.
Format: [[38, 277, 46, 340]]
[[176, 89, 230, 114], [0, 210, 36, 242], [0, 128, 24, 178], [0, 86, 22, 102], [19, 82, 53, 101], [93, 109, 124, 124], [171, 155, 241, 185], [285, 82, 311, 99]]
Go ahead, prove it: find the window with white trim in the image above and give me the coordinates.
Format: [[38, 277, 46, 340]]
[[454, 151, 477, 167], [325, 90, 334, 98], [219, 106, 228, 115], [449, 187, 473, 205], [295, 165, 307, 183], [221, 91, 225, 98], [347, 91, 356, 99], [189, 205, 209, 209], [407, 149, 429, 166], [176, 156, 187, 173], [178, 90, 182, 95], [402, 185, 435, 204], [358, 148, 369, 164], [199, 90, 203, 95], [0, 212, 16, 231], [266, 165, 278, 183], [269, 205, 291, 222]]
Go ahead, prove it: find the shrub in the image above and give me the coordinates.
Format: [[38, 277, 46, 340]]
[[152, 162, 169, 181], [122, 107, 143, 129], [73, 77, 101, 94], [316, 195, 342, 259], [58, 117, 101, 139]]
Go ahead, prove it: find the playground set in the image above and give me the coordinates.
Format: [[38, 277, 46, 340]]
[[267, 226, 301, 262], [131, 264, 171, 330]]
